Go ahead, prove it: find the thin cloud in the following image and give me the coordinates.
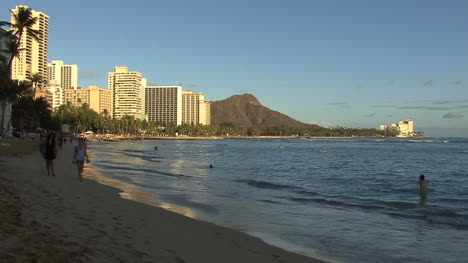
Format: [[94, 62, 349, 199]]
[[365, 113, 376, 118], [370, 104, 395, 108], [397, 105, 454, 110], [433, 100, 468, 105], [397, 106, 426, 110], [386, 80, 395, 86], [186, 83, 198, 89], [260, 79, 274, 87], [310, 120, 332, 127], [442, 112, 464, 119], [455, 105, 468, 109], [79, 72, 100, 79], [425, 106, 453, 111], [328, 102, 352, 108], [448, 80, 462, 86], [423, 80, 433, 87]]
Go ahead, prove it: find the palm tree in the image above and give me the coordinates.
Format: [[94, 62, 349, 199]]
[[1, 6, 41, 76], [1, 6, 41, 136], [0, 80, 32, 132], [27, 72, 43, 99]]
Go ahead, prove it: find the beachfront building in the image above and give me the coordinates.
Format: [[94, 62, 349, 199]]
[[0, 28, 12, 131], [108, 67, 145, 119], [10, 5, 49, 88], [64, 87, 89, 107], [145, 86, 182, 126], [47, 60, 78, 89], [88, 86, 111, 115], [182, 90, 211, 125], [379, 120, 415, 136], [44, 80, 64, 109], [63, 86, 111, 114], [0, 28, 9, 65], [398, 120, 414, 136]]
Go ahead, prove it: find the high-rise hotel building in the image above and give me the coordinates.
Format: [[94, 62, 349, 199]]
[[48, 60, 78, 89], [145, 86, 182, 126], [11, 5, 49, 87], [182, 91, 211, 125], [89, 86, 111, 115], [108, 67, 145, 119], [63, 86, 111, 114]]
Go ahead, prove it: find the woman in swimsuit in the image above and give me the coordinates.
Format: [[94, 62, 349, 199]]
[[72, 138, 90, 182]]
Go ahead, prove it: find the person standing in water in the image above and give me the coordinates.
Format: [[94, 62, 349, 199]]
[[419, 174, 428, 193], [72, 138, 90, 182]]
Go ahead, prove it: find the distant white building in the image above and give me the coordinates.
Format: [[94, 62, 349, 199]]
[[45, 80, 64, 109], [108, 66, 145, 119], [379, 120, 415, 136], [398, 120, 414, 136], [48, 60, 78, 89]]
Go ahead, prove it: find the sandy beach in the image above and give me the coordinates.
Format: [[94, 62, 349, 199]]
[[0, 138, 324, 263]]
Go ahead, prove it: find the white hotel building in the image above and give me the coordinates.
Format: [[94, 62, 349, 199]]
[[108, 67, 145, 119], [48, 60, 78, 89], [11, 5, 49, 88]]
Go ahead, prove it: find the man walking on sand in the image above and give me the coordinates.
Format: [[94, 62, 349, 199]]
[[72, 138, 90, 182]]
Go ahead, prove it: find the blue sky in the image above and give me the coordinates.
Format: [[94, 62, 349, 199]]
[[2, 0, 468, 137]]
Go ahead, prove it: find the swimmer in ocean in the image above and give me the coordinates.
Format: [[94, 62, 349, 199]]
[[419, 174, 428, 193]]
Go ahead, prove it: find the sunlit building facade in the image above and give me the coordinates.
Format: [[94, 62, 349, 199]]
[[108, 67, 144, 119], [182, 90, 211, 125], [47, 60, 78, 89], [398, 120, 414, 136], [11, 5, 49, 88], [89, 86, 111, 115], [64, 87, 89, 107], [44, 80, 64, 109]]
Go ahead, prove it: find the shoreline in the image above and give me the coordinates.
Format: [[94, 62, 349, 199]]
[[0, 138, 326, 262], [93, 135, 414, 142]]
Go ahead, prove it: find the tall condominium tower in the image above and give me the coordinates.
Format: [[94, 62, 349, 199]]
[[48, 60, 78, 89], [108, 67, 144, 119], [11, 5, 49, 87], [182, 90, 211, 125], [145, 86, 182, 126]]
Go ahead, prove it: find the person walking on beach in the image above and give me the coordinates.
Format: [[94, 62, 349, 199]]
[[42, 133, 57, 176], [419, 174, 428, 193], [72, 138, 90, 182]]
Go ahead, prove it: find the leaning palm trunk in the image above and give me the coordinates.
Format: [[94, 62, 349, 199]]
[[0, 100, 6, 136]]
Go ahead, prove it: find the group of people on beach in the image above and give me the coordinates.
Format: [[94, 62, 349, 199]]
[[40, 132, 90, 182]]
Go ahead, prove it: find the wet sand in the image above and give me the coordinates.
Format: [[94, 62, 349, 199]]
[[0, 138, 325, 263]]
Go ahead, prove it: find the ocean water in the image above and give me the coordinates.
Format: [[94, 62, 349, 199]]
[[87, 138, 468, 263]]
